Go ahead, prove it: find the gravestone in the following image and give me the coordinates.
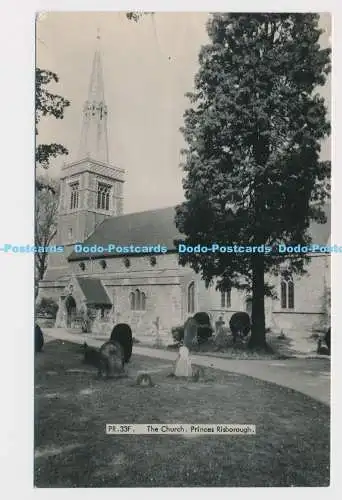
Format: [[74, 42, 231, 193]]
[[98, 340, 125, 378], [215, 316, 225, 333], [183, 316, 198, 349], [214, 326, 230, 349], [135, 373, 154, 387], [174, 346, 192, 377]]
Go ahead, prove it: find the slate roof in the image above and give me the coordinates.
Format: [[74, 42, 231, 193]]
[[68, 206, 182, 261], [76, 277, 112, 305], [67, 204, 331, 261], [43, 268, 72, 282]]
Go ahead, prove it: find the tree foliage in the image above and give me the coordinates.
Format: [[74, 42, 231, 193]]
[[36, 68, 70, 186], [35, 176, 60, 281], [175, 13, 331, 347]]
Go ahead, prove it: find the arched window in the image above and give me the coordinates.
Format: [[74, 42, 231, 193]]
[[141, 292, 146, 311], [280, 281, 287, 308], [220, 288, 231, 309], [70, 182, 79, 209], [135, 289, 141, 310], [130, 289, 146, 311], [281, 274, 295, 309], [288, 280, 294, 309], [129, 292, 135, 310], [187, 282, 195, 314], [97, 182, 111, 210]]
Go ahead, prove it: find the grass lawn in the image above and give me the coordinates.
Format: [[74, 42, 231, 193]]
[[34, 340, 330, 488]]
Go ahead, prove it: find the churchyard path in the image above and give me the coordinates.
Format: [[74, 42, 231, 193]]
[[43, 328, 330, 406]]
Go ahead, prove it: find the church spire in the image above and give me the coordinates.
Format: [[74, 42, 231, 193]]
[[79, 29, 109, 163]]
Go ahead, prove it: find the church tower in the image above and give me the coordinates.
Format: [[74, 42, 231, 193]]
[[43, 31, 124, 284], [56, 30, 124, 247]]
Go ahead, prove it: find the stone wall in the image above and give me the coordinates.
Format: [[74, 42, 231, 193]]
[[271, 255, 327, 314], [38, 250, 329, 340], [70, 251, 183, 276], [36, 280, 68, 305], [104, 282, 181, 344], [268, 255, 328, 332]]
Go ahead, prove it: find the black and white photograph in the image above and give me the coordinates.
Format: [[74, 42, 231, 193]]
[[34, 11, 331, 487]]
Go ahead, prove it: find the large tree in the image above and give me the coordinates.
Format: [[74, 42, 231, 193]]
[[35, 176, 60, 282], [36, 68, 70, 191], [175, 13, 331, 349]]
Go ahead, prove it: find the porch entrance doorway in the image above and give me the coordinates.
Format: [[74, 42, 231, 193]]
[[65, 295, 76, 328]]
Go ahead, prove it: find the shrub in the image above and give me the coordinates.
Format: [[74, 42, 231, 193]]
[[193, 312, 213, 343], [35, 323, 44, 353], [325, 327, 331, 350], [36, 297, 59, 319], [197, 324, 213, 343], [193, 312, 211, 325], [110, 323, 133, 363], [229, 312, 251, 341]]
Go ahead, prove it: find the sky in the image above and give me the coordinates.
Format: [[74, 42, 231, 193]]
[[36, 12, 331, 215]]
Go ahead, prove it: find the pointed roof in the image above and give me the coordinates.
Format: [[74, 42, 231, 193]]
[[87, 30, 105, 104], [77, 277, 112, 305], [78, 31, 109, 164], [68, 207, 181, 260], [68, 204, 331, 261]]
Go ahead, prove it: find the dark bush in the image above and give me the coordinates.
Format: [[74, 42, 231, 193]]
[[35, 324, 44, 353], [317, 338, 330, 355], [110, 323, 133, 363], [325, 327, 331, 350], [193, 312, 213, 343], [196, 324, 213, 343], [36, 297, 59, 319], [193, 312, 211, 326], [229, 312, 251, 341]]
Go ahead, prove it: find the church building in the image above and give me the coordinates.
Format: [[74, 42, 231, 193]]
[[37, 34, 331, 345]]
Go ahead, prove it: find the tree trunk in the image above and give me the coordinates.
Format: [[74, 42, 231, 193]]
[[248, 254, 267, 349], [35, 255, 47, 282]]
